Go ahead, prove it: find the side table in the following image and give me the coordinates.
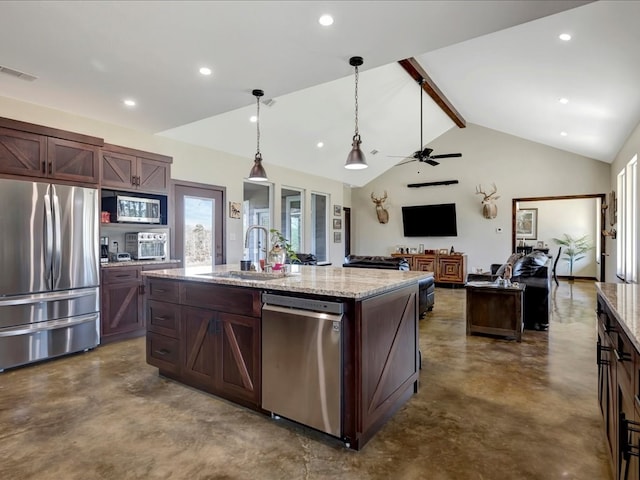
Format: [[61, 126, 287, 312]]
[[465, 281, 526, 342]]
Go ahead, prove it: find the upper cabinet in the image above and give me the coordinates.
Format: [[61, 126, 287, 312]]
[[0, 122, 100, 184], [101, 144, 172, 194]]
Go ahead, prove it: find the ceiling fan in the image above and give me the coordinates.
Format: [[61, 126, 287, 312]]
[[391, 79, 462, 166]]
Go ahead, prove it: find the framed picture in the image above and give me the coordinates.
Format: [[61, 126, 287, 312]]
[[229, 201, 241, 219], [333, 231, 341, 243], [438, 248, 449, 255], [536, 241, 544, 249], [334, 205, 342, 217], [333, 218, 342, 230], [516, 208, 538, 240]]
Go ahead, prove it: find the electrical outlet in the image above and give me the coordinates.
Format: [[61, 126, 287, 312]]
[[496, 227, 503, 233]]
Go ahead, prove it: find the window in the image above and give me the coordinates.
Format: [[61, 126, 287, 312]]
[[617, 154, 637, 282], [281, 187, 303, 254], [243, 181, 272, 265], [311, 192, 329, 262]]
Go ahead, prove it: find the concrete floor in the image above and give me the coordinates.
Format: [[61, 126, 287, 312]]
[[0, 281, 612, 479]]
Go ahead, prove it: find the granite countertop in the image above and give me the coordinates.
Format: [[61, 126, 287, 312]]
[[142, 264, 433, 299], [596, 282, 640, 351], [101, 259, 181, 268]]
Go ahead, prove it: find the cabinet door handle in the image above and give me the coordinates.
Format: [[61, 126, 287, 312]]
[[48, 162, 52, 175], [154, 348, 170, 356], [153, 315, 168, 321], [614, 348, 632, 362], [154, 289, 166, 293], [42, 161, 47, 174], [139, 284, 145, 295]]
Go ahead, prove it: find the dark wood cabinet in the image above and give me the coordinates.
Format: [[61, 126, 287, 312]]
[[101, 263, 176, 344], [392, 253, 467, 285], [101, 144, 171, 194], [146, 280, 261, 408], [597, 292, 640, 480], [0, 126, 99, 184]]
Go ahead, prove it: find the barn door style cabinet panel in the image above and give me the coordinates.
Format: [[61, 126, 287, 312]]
[[392, 253, 467, 285], [101, 144, 172, 194], [145, 279, 262, 409], [0, 118, 101, 184]]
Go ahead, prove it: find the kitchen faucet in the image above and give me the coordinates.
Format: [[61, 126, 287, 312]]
[[244, 225, 270, 271]]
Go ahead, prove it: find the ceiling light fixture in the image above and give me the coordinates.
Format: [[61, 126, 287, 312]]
[[249, 115, 257, 123], [559, 33, 572, 41], [199, 67, 212, 76], [248, 89, 268, 181], [560, 131, 568, 136], [559, 97, 569, 104], [345, 56, 368, 170], [317, 142, 324, 148], [318, 14, 334, 26], [123, 99, 136, 107]]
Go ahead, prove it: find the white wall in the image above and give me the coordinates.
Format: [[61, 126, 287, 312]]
[[608, 119, 640, 282], [351, 123, 611, 271], [518, 198, 599, 278], [0, 96, 347, 267]]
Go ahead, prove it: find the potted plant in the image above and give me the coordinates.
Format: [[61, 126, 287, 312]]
[[552, 233, 593, 281], [269, 229, 299, 269]]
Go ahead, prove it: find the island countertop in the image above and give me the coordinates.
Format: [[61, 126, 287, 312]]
[[596, 282, 640, 351], [142, 264, 433, 299]]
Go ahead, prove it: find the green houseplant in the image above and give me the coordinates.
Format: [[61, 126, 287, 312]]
[[552, 233, 593, 279], [269, 229, 299, 265]]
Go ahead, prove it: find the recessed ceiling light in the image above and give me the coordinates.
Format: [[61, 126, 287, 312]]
[[560, 131, 568, 136], [199, 67, 212, 76], [123, 99, 136, 107], [318, 14, 334, 26], [317, 142, 324, 148], [559, 33, 571, 41], [249, 115, 257, 123], [559, 97, 569, 104]]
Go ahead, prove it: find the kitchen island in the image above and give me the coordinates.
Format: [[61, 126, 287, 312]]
[[142, 265, 432, 450], [596, 283, 640, 479]]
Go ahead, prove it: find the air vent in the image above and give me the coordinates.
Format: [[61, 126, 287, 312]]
[[370, 149, 379, 155], [0, 65, 37, 82]]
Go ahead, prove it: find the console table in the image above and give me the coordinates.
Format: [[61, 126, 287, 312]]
[[465, 281, 526, 342], [391, 253, 466, 286]]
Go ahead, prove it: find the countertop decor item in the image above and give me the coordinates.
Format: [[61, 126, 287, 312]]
[[269, 229, 299, 265]]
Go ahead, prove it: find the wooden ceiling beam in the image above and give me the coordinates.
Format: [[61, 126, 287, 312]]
[[398, 57, 466, 128]]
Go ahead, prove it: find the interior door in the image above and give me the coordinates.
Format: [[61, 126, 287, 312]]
[[174, 182, 225, 266]]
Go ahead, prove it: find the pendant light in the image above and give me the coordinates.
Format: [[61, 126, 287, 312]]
[[248, 89, 268, 181], [345, 56, 368, 170]]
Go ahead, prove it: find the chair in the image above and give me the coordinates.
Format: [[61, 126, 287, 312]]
[[552, 247, 561, 285]]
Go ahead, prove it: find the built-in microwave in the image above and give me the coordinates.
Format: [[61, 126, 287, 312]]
[[104, 195, 161, 224]]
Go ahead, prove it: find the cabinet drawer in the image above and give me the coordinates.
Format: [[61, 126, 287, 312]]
[[102, 266, 141, 284], [146, 332, 180, 375], [183, 283, 261, 317], [147, 300, 180, 338], [147, 279, 180, 303]]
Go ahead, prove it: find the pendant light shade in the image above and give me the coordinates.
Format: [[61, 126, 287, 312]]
[[248, 89, 268, 181], [345, 56, 368, 170]]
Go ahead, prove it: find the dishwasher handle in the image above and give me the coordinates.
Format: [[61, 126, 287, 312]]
[[262, 293, 343, 314]]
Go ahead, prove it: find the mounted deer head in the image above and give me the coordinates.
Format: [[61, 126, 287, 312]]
[[475, 183, 500, 219], [371, 191, 389, 224]]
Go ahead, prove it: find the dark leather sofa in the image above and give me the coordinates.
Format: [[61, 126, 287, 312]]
[[342, 255, 435, 316], [466, 251, 552, 330]]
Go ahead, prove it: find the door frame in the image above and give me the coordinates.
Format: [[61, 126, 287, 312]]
[[172, 180, 226, 266], [511, 193, 606, 280]]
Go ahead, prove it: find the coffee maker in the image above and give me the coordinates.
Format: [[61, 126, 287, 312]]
[[100, 236, 109, 263]]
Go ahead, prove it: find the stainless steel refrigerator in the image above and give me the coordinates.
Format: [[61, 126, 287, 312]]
[[0, 178, 100, 371]]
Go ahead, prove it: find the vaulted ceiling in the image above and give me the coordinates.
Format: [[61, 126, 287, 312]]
[[1, 1, 637, 187]]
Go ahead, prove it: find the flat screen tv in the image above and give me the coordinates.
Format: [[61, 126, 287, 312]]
[[402, 203, 458, 237]]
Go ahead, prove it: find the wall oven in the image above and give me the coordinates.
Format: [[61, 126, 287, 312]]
[[125, 232, 167, 260]]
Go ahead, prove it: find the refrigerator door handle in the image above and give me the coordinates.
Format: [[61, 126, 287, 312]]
[[43, 184, 54, 286], [51, 184, 62, 289]]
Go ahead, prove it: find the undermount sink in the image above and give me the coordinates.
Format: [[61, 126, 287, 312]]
[[196, 270, 288, 281]]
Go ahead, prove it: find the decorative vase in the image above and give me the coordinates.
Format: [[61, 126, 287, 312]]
[[268, 244, 286, 271]]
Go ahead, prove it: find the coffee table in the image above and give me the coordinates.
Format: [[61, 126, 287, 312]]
[[465, 281, 526, 342]]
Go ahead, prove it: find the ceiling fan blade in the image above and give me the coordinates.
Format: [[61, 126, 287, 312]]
[[430, 153, 462, 159], [396, 158, 418, 166], [425, 159, 439, 166]]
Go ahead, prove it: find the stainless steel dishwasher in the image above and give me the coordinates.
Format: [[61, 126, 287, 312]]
[[262, 293, 344, 438]]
